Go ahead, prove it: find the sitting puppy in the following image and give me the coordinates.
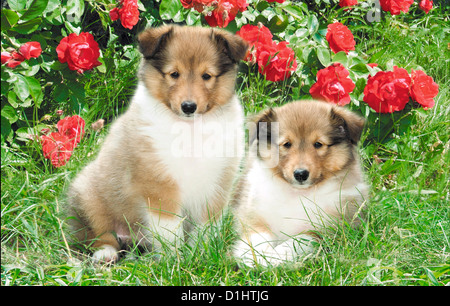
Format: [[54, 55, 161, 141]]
[[66, 25, 248, 263], [233, 100, 369, 267]]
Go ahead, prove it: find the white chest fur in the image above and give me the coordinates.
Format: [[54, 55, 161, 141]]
[[132, 84, 244, 216], [246, 159, 366, 239]]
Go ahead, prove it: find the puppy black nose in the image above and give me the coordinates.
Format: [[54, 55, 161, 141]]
[[181, 101, 197, 115], [294, 169, 309, 182]]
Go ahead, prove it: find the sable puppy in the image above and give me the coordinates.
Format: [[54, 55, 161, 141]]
[[233, 100, 369, 267], [66, 25, 248, 263]]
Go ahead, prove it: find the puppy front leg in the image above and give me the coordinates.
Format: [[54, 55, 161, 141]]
[[272, 234, 316, 261], [234, 232, 282, 267], [234, 232, 316, 267], [145, 212, 185, 254], [91, 232, 121, 264]]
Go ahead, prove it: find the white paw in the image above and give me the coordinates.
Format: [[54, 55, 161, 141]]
[[92, 245, 119, 264], [234, 234, 316, 268], [233, 238, 281, 268]]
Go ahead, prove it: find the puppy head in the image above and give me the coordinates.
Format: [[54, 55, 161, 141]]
[[252, 101, 365, 188], [137, 25, 248, 118]]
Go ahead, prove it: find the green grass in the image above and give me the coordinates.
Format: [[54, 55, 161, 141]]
[[2, 12, 449, 286]]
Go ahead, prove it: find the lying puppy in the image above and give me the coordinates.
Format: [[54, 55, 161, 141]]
[[233, 100, 369, 267], [66, 25, 248, 263]]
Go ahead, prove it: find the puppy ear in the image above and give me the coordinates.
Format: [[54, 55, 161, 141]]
[[248, 108, 277, 144], [211, 29, 249, 63], [137, 25, 174, 59], [330, 107, 365, 145]]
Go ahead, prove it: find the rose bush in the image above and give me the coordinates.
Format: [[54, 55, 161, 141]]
[[0, 0, 442, 167], [237, 24, 296, 82]]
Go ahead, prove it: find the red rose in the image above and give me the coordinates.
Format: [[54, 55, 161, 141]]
[[257, 41, 297, 82], [379, 0, 414, 15], [1, 52, 12, 64], [2, 42, 41, 68], [236, 24, 273, 62], [56, 32, 102, 73], [419, 0, 433, 14], [236, 24, 273, 46], [237, 24, 296, 82], [204, 0, 248, 28], [3, 51, 25, 68], [41, 132, 74, 167], [19, 42, 42, 60], [410, 69, 439, 110], [110, 7, 120, 20], [339, 0, 358, 9], [367, 63, 378, 68], [326, 22, 355, 54], [57, 115, 85, 147], [309, 63, 355, 106], [117, 0, 139, 29], [363, 67, 411, 113]]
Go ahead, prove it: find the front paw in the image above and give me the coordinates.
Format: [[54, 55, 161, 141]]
[[92, 245, 119, 264], [233, 240, 288, 268]]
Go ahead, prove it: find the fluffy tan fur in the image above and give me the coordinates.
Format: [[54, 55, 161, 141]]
[[66, 25, 248, 263], [233, 100, 369, 267]]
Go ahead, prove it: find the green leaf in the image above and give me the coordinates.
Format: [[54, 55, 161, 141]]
[[1, 116, 12, 141], [256, 0, 269, 12], [66, 0, 85, 23], [25, 76, 43, 107], [295, 28, 308, 39], [21, 0, 49, 22], [96, 57, 106, 73], [7, 0, 26, 12], [368, 48, 387, 65], [351, 63, 369, 75], [316, 46, 331, 67], [185, 10, 201, 25], [7, 91, 18, 108], [424, 268, 439, 286], [268, 15, 288, 33], [1, 9, 20, 30], [307, 15, 319, 35], [64, 19, 81, 34], [43, 0, 63, 25], [13, 75, 42, 107], [332, 51, 348, 66], [160, 0, 183, 21], [11, 18, 42, 34], [53, 84, 69, 103], [302, 47, 313, 63], [14, 75, 30, 102], [282, 6, 304, 20], [1, 105, 18, 124]]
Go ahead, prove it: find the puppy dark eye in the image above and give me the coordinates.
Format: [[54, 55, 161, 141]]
[[314, 142, 323, 149], [170, 72, 179, 79], [283, 142, 292, 149], [202, 73, 212, 80]]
